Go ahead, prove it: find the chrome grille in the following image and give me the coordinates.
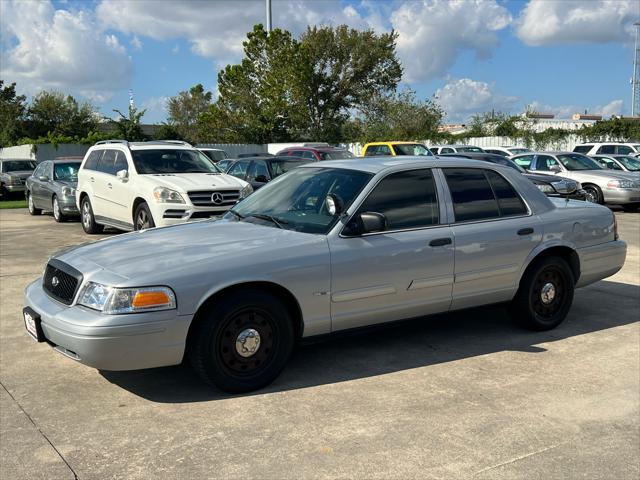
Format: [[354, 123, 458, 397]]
[[43, 260, 83, 305], [187, 190, 240, 207]]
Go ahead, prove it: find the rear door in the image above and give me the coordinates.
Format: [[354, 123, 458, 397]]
[[91, 149, 116, 219], [443, 168, 542, 309]]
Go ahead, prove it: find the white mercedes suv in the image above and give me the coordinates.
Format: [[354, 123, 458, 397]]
[[76, 140, 252, 233]]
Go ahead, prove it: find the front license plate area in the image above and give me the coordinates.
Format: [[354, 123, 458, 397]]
[[23, 307, 45, 342]]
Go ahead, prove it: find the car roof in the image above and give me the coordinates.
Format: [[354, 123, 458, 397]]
[[299, 156, 498, 174], [1, 158, 34, 161], [365, 141, 423, 145], [229, 155, 307, 162]]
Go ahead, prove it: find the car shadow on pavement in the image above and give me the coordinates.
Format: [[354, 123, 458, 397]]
[[100, 280, 640, 403]]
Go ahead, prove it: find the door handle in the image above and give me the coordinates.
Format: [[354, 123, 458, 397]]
[[429, 238, 452, 247], [107, 183, 112, 189], [518, 228, 534, 236], [90, 177, 95, 183]]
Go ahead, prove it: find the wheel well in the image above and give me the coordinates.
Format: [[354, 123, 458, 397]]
[[582, 182, 600, 191], [131, 197, 147, 221], [185, 282, 304, 353], [526, 246, 580, 283], [79, 191, 89, 204]]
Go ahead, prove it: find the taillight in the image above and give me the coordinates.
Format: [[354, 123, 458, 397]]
[[613, 213, 619, 240]]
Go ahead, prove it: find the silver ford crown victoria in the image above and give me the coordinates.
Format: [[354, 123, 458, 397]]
[[24, 157, 627, 392]]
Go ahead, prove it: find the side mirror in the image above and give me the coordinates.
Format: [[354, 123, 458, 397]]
[[116, 169, 128, 181], [344, 212, 387, 236], [325, 193, 344, 216], [38, 175, 49, 182], [550, 165, 562, 173], [254, 174, 268, 183]]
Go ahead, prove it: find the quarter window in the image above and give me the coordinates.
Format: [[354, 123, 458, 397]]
[[444, 169, 500, 222], [83, 150, 103, 171], [357, 169, 439, 230], [485, 171, 528, 216]]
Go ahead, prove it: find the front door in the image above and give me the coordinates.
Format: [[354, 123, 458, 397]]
[[329, 168, 454, 331]]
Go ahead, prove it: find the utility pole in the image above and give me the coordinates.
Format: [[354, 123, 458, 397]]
[[266, 0, 272, 32], [632, 22, 640, 117]]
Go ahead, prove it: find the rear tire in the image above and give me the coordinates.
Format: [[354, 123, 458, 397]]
[[81, 197, 103, 234], [582, 184, 602, 204], [52, 195, 66, 222], [134, 202, 155, 230], [189, 290, 294, 393], [27, 192, 42, 215], [510, 256, 575, 331]]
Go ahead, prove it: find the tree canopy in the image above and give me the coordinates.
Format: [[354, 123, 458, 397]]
[[167, 84, 213, 143]]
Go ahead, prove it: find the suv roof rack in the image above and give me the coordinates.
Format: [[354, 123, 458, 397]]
[[94, 139, 129, 146], [139, 140, 193, 147]]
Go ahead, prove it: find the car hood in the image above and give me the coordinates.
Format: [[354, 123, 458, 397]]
[[566, 170, 638, 182], [55, 220, 323, 281], [524, 173, 568, 183], [8, 171, 33, 179], [141, 173, 247, 192]]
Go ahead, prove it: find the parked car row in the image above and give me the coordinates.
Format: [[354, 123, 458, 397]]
[[0, 158, 38, 198]]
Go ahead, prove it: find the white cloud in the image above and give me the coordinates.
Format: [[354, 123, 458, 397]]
[[526, 99, 625, 118], [435, 78, 519, 122], [516, 0, 638, 46], [0, 0, 132, 101], [391, 1, 512, 82], [130, 35, 142, 51], [140, 96, 170, 123]]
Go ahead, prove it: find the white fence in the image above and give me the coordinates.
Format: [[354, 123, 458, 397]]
[[0, 144, 90, 161], [197, 143, 267, 157]]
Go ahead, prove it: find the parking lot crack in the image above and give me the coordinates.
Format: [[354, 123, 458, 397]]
[[0, 380, 79, 480], [473, 442, 568, 476]]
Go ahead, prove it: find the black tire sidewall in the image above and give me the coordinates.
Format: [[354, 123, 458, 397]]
[[134, 203, 155, 230], [53, 196, 64, 222], [583, 185, 602, 204], [190, 290, 294, 393], [27, 192, 41, 215], [81, 197, 102, 234], [513, 256, 575, 331]]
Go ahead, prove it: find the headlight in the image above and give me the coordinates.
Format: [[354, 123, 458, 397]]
[[77, 282, 176, 314], [9, 177, 21, 185], [551, 180, 576, 194], [239, 183, 253, 199], [607, 180, 637, 189], [62, 186, 76, 197], [535, 183, 555, 193], [153, 186, 185, 203]]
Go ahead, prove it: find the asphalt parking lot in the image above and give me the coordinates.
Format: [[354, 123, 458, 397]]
[[1, 208, 638, 480]]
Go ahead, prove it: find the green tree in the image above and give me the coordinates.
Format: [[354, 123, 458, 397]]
[[26, 90, 97, 139], [0, 80, 27, 147], [111, 106, 147, 141], [200, 24, 402, 143], [167, 84, 212, 143], [349, 89, 443, 142]]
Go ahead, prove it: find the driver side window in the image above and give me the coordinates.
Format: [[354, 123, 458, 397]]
[[355, 169, 439, 231], [247, 161, 270, 182], [535, 155, 559, 171]]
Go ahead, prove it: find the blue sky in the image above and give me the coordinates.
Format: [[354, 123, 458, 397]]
[[1, 0, 637, 124]]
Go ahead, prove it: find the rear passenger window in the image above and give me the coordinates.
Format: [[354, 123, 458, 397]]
[[513, 154, 534, 169], [596, 145, 615, 154], [83, 150, 102, 171], [485, 171, 527, 216], [358, 169, 439, 230], [444, 169, 500, 222], [97, 150, 116, 175]]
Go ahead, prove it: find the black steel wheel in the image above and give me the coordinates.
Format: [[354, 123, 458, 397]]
[[134, 202, 155, 230], [189, 290, 294, 393], [510, 255, 574, 331]]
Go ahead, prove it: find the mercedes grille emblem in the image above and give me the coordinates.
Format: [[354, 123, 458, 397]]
[[51, 276, 60, 287], [211, 193, 224, 205]]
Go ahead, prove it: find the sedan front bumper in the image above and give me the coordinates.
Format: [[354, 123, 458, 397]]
[[602, 188, 640, 205], [58, 196, 79, 215], [24, 279, 192, 371]]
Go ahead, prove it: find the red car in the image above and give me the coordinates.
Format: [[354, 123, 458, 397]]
[[276, 144, 355, 161]]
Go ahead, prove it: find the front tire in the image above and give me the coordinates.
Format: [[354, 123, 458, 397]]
[[189, 290, 295, 393], [510, 256, 575, 331], [134, 202, 155, 230], [81, 197, 103, 234], [52, 195, 66, 222], [583, 184, 603, 204], [27, 192, 42, 215]]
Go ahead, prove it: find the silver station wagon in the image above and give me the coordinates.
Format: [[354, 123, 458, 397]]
[[24, 157, 627, 392]]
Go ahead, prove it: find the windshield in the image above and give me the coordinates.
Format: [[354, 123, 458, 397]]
[[2, 160, 37, 172], [319, 150, 355, 160], [615, 156, 640, 171], [227, 167, 373, 234], [268, 159, 312, 178], [131, 149, 221, 174], [508, 148, 531, 155], [53, 162, 80, 181], [393, 144, 433, 156], [457, 146, 483, 153], [200, 150, 228, 162], [556, 154, 602, 171]]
